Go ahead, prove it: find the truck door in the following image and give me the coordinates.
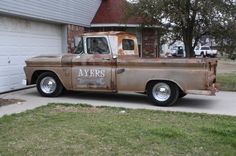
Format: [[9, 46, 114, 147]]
[[72, 36, 116, 92]]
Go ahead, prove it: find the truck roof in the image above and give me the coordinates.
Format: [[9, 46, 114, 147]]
[[83, 31, 135, 36]]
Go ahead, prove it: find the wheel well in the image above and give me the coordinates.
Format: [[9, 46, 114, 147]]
[[31, 70, 57, 84], [145, 80, 184, 93]]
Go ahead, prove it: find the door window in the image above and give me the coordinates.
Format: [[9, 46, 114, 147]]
[[86, 37, 110, 54]]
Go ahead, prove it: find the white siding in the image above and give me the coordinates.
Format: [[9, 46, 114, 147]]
[[0, 0, 101, 26], [0, 16, 63, 92]]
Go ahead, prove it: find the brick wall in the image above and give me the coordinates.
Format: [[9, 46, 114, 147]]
[[142, 28, 159, 58], [67, 24, 84, 53]]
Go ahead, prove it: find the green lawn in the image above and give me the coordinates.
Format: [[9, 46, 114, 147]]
[[217, 73, 236, 91], [0, 104, 236, 156]]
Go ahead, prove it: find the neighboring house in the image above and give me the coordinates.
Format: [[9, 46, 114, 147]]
[[90, 0, 161, 58], [0, 0, 101, 93]]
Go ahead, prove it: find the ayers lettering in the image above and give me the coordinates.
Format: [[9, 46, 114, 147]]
[[77, 69, 105, 78]]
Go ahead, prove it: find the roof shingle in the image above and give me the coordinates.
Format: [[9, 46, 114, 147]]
[[91, 0, 144, 25]]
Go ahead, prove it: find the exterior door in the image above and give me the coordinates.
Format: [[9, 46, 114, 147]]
[[71, 36, 116, 91]]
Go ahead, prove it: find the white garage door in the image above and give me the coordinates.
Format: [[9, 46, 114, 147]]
[[0, 16, 63, 93]]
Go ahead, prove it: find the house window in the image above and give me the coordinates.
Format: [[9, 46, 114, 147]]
[[122, 39, 134, 50], [86, 37, 110, 54]]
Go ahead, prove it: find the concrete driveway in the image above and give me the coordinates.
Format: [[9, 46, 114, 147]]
[[0, 88, 236, 117]]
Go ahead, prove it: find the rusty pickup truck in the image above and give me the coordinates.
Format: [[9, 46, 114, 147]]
[[24, 31, 218, 106]]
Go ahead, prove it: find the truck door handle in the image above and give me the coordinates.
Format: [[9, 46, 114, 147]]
[[117, 68, 125, 74], [102, 58, 110, 61]]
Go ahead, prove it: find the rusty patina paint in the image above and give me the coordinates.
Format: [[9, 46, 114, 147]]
[[24, 31, 218, 96], [117, 33, 139, 56]]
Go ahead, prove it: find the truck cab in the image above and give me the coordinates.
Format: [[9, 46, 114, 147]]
[[71, 31, 139, 92]]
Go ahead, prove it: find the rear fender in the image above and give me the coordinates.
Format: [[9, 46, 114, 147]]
[[145, 79, 185, 93]]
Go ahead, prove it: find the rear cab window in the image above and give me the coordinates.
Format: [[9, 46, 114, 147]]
[[122, 39, 134, 50]]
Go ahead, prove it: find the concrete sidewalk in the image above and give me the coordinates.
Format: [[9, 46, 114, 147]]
[[1, 87, 236, 117]]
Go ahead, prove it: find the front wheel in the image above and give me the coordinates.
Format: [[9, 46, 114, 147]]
[[36, 72, 63, 97], [147, 81, 179, 106]]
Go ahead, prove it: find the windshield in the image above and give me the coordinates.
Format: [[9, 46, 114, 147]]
[[74, 37, 84, 54], [201, 47, 210, 50], [86, 37, 110, 54]]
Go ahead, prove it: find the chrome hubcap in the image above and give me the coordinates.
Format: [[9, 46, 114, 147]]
[[152, 83, 171, 102], [40, 77, 57, 94]]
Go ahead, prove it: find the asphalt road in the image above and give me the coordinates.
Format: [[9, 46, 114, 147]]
[[0, 88, 236, 117]]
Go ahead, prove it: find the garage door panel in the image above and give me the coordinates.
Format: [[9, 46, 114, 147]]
[[0, 16, 63, 92], [0, 70, 26, 91], [0, 31, 62, 39], [8, 56, 29, 65], [0, 77, 24, 92], [0, 47, 61, 56], [0, 76, 12, 86], [0, 75, 22, 84], [0, 65, 25, 75], [0, 16, 62, 35], [0, 33, 61, 48], [0, 68, 9, 76], [0, 47, 31, 56], [8, 74, 25, 84], [0, 86, 11, 93], [3, 66, 24, 74], [0, 56, 9, 65]]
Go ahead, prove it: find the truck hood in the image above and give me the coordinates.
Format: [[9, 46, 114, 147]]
[[25, 55, 63, 67]]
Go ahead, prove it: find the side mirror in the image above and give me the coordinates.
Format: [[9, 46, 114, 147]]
[[113, 55, 117, 59]]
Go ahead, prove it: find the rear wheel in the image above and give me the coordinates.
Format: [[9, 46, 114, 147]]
[[147, 81, 179, 106], [36, 72, 63, 97]]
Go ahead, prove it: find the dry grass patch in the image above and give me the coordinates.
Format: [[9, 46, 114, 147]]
[[0, 98, 25, 107], [53, 104, 104, 113]]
